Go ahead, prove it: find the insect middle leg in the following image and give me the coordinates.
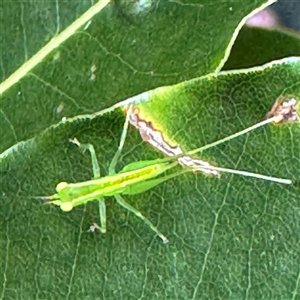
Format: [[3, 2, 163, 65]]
[[71, 138, 107, 233]]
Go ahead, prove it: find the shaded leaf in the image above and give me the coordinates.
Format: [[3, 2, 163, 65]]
[[223, 25, 300, 70], [2, 0, 299, 299]]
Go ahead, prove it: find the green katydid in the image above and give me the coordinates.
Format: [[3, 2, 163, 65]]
[[38, 104, 295, 243]]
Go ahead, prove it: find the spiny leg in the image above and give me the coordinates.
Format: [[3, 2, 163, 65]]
[[109, 105, 133, 175], [70, 138, 107, 233], [114, 194, 169, 243], [70, 138, 101, 178]]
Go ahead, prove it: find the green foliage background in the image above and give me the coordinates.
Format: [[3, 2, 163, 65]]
[[1, 0, 300, 299]]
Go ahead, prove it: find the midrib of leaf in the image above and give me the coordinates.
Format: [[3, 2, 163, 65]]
[[0, 0, 111, 96]]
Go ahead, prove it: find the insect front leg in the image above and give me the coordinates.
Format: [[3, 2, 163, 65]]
[[70, 138, 107, 233], [70, 138, 101, 178], [114, 194, 169, 243]]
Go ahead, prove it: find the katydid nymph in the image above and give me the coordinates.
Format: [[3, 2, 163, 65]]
[[38, 102, 296, 243]]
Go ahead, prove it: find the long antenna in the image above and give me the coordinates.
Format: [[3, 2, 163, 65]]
[[193, 165, 292, 184], [153, 115, 293, 184], [187, 117, 277, 156]]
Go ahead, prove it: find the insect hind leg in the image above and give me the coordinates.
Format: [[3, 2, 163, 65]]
[[114, 194, 169, 243]]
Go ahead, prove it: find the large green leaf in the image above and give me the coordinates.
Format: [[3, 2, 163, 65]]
[[1, 57, 299, 299], [1, 0, 300, 299]]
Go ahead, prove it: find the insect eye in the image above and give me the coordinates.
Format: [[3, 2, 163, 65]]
[[60, 202, 73, 212], [56, 182, 68, 192]]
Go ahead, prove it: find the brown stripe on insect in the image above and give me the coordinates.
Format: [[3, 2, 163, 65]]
[[124, 105, 219, 176]]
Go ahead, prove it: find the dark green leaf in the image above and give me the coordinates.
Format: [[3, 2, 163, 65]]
[[2, 0, 299, 299], [224, 25, 300, 70], [1, 57, 299, 300]]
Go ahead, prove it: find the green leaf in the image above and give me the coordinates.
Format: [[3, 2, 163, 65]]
[[1, 57, 299, 299], [1, 1, 300, 299]]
